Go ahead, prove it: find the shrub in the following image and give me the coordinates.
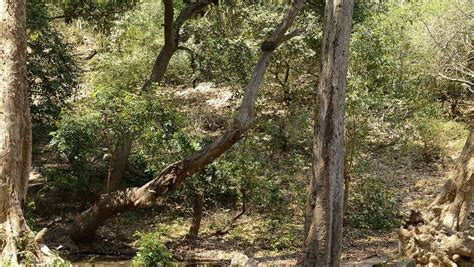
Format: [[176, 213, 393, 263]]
[[417, 118, 467, 161], [133, 232, 173, 267], [346, 176, 399, 230]]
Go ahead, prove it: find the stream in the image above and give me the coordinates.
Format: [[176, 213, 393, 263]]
[[73, 260, 224, 267]]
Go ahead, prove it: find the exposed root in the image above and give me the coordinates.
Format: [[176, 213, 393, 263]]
[[398, 211, 473, 266], [399, 130, 473, 266], [0, 198, 64, 265]]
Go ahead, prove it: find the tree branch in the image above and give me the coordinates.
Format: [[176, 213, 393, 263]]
[[68, 0, 305, 241], [438, 73, 474, 89], [141, 0, 214, 92]]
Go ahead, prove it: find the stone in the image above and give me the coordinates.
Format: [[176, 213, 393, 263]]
[[230, 253, 258, 267]]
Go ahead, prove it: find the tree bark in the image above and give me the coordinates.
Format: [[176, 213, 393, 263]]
[[0, 0, 57, 264], [142, 0, 216, 92], [399, 129, 473, 266], [298, 0, 354, 266], [67, 0, 304, 242], [188, 191, 204, 238]]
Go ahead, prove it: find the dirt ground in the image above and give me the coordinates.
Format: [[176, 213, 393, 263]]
[[51, 145, 467, 266], [37, 85, 472, 265]]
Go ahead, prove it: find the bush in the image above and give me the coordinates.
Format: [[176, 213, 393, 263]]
[[417, 118, 467, 161], [346, 176, 399, 230], [133, 232, 173, 267]]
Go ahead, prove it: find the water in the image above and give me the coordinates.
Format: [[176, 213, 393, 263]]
[[73, 260, 224, 267]]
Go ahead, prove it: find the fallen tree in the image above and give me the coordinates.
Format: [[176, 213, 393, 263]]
[[67, 0, 305, 242], [399, 129, 473, 266]]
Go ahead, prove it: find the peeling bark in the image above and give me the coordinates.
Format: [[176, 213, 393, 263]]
[[399, 130, 474, 266], [67, 0, 305, 242], [298, 0, 354, 266], [0, 0, 59, 264]]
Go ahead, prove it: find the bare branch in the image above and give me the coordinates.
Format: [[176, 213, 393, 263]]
[[438, 73, 474, 89]]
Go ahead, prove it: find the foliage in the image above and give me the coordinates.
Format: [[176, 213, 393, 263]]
[[415, 118, 468, 161], [28, 0, 472, 252], [132, 232, 173, 267], [344, 0, 473, 163], [346, 175, 399, 230], [51, 109, 102, 164], [27, 0, 80, 126], [49, 0, 140, 32]]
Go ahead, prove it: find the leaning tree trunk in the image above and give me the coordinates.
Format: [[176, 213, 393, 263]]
[[298, 0, 354, 266], [66, 0, 305, 242], [399, 129, 473, 266], [0, 0, 58, 264]]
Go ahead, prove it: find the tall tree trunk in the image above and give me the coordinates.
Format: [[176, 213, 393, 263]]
[[66, 0, 304, 242], [298, 0, 354, 266], [399, 129, 473, 266], [102, 0, 214, 193], [0, 0, 57, 264]]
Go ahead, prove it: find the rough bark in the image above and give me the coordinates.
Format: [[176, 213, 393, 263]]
[[399, 129, 473, 266], [102, 0, 214, 193], [298, 0, 354, 266], [67, 0, 304, 242], [188, 191, 204, 238], [0, 0, 58, 264]]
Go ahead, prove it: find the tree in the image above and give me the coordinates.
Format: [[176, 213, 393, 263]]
[[0, 0, 55, 264], [63, 0, 305, 242], [298, 0, 354, 265], [103, 0, 216, 194], [399, 128, 473, 265]]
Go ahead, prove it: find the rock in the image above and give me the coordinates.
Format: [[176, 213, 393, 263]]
[[452, 254, 461, 262], [342, 258, 416, 267], [230, 253, 258, 267]]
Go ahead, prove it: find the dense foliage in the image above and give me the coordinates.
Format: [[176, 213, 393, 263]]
[[27, 0, 80, 126]]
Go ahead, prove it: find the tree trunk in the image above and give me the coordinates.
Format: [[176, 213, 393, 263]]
[[0, 0, 58, 264], [66, 0, 304, 242], [399, 129, 473, 266], [298, 0, 354, 266], [188, 191, 204, 238], [104, 141, 132, 193]]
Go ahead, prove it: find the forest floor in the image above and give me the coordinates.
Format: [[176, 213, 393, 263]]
[[30, 84, 472, 265], [38, 139, 466, 266], [113, 151, 458, 265]]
